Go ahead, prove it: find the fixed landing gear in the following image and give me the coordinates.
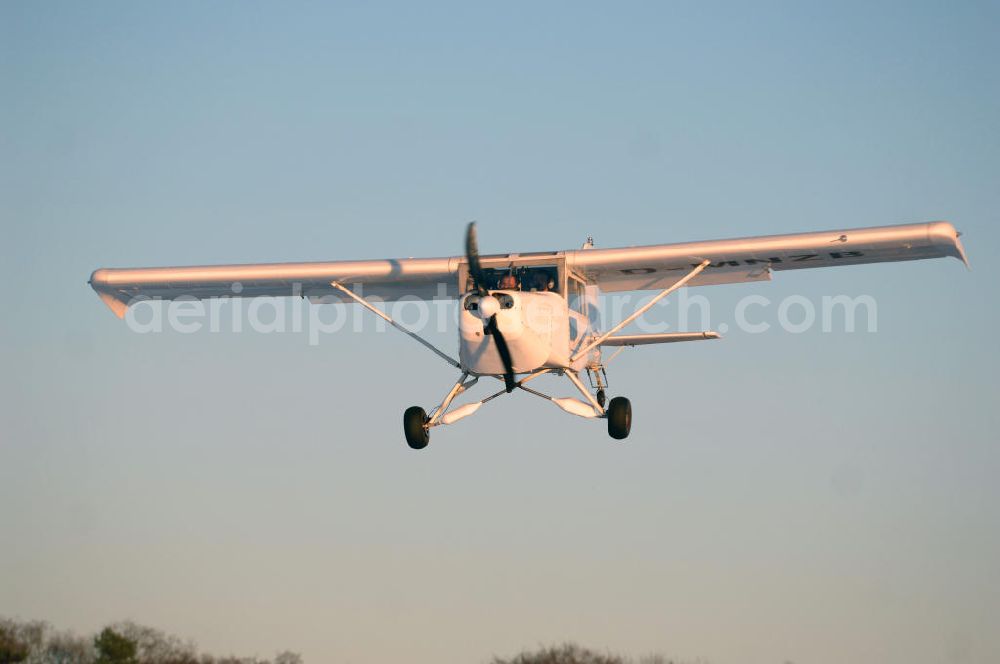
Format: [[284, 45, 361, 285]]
[[587, 369, 628, 440], [606, 396, 631, 440], [404, 370, 631, 447], [403, 406, 430, 450]]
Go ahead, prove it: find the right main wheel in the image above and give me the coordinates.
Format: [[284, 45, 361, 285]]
[[403, 406, 430, 450], [606, 396, 631, 440]]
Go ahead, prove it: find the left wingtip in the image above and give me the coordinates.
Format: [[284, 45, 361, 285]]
[[928, 221, 971, 270], [955, 232, 971, 270], [951, 230, 971, 271]]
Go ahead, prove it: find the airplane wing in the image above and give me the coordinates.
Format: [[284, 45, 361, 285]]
[[90, 221, 967, 318], [90, 256, 460, 318], [565, 221, 969, 292]]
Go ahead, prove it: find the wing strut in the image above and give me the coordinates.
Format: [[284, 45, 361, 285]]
[[330, 281, 460, 368], [570, 259, 711, 362]]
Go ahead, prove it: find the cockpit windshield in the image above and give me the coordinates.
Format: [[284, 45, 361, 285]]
[[481, 266, 558, 293]]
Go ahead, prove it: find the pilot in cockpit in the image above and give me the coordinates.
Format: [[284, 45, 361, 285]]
[[530, 271, 551, 291], [497, 273, 518, 290]]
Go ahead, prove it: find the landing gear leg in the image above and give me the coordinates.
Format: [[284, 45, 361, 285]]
[[587, 366, 609, 409], [585, 365, 627, 439]]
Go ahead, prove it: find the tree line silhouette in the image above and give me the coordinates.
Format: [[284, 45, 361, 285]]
[[2, 617, 700, 664], [0, 618, 301, 664]]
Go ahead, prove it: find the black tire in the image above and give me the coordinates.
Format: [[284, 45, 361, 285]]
[[606, 396, 631, 440], [404, 406, 430, 450], [596, 389, 607, 408]]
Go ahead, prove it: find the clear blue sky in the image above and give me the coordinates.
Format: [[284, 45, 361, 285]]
[[2, 2, 998, 663]]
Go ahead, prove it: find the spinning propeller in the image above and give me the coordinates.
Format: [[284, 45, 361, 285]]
[[466, 222, 517, 393]]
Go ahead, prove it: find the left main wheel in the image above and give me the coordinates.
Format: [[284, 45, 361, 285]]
[[404, 406, 430, 450], [606, 396, 632, 440]]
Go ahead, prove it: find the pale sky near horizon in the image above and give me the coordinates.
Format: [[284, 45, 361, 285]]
[[2, 2, 999, 663]]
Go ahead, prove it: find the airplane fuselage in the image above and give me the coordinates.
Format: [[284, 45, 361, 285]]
[[458, 289, 599, 376]]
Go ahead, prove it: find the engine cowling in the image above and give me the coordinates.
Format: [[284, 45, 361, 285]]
[[458, 291, 569, 374]]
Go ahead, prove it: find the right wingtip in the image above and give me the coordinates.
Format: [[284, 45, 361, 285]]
[[90, 269, 128, 319], [96, 290, 128, 319]]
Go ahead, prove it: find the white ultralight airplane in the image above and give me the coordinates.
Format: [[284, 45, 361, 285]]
[[91, 221, 969, 448]]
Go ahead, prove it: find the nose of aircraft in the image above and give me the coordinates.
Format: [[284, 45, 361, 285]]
[[477, 294, 500, 320]]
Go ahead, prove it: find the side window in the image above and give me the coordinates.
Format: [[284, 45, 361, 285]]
[[569, 317, 579, 340], [568, 277, 586, 313]]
